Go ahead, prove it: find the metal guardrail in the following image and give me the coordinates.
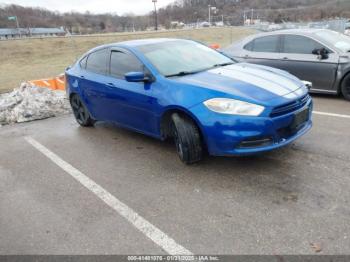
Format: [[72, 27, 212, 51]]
[[0, 26, 238, 42], [248, 19, 349, 33]]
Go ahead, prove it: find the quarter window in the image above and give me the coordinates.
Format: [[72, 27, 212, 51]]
[[80, 56, 87, 69], [243, 41, 254, 51], [283, 35, 324, 54], [86, 49, 108, 74], [110, 51, 143, 79], [251, 35, 280, 53]]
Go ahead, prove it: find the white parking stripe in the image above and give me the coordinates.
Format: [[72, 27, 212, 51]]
[[25, 136, 192, 255], [313, 111, 350, 119]]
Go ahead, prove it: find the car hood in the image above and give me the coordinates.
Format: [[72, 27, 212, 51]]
[[172, 63, 306, 104]]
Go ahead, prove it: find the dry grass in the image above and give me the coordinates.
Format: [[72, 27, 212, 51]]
[[0, 27, 254, 93]]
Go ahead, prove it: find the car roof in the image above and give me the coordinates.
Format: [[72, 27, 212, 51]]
[[225, 28, 340, 52], [85, 38, 188, 55], [96, 38, 184, 49], [228, 29, 326, 45], [117, 38, 180, 47], [260, 28, 329, 36]]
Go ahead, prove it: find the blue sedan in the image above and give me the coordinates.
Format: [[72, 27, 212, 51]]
[[65, 38, 312, 164]]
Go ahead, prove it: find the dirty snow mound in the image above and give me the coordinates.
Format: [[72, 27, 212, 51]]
[[0, 83, 71, 125]]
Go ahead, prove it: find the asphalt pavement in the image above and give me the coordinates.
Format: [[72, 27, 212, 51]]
[[0, 94, 350, 255]]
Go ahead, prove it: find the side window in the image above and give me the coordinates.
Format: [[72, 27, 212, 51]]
[[283, 35, 324, 54], [79, 56, 87, 69], [86, 49, 108, 74], [252, 35, 280, 53], [110, 51, 143, 79], [243, 40, 254, 51]]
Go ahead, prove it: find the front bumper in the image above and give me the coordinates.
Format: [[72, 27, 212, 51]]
[[191, 99, 313, 156]]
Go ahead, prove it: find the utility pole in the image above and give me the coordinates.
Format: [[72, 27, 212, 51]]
[[208, 5, 211, 25], [251, 8, 254, 25], [15, 16, 20, 36], [243, 10, 246, 26], [193, 11, 198, 28], [152, 0, 158, 31], [16, 17, 21, 38]]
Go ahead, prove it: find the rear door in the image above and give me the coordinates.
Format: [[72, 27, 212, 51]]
[[278, 34, 339, 92], [241, 35, 284, 69], [79, 48, 112, 120]]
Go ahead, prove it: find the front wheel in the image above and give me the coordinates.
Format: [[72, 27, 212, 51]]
[[70, 94, 95, 127], [171, 113, 203, 164], [341, 74, 350, 101]]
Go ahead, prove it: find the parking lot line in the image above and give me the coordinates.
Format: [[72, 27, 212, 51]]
[[313, 111, 350, 119], [24, 136, 192, 256]]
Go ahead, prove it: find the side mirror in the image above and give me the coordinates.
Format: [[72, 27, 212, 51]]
[[124, 72, 151, 82], [312, 48, 329, 59]]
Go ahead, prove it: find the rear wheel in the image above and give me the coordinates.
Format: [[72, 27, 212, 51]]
[[70, 94, 95, 127], [171, 113, 203, 164], [341, 74, 350, 101]]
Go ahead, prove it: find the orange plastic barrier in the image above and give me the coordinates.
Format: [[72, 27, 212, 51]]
[[29, 75, 65, 90], [209, 43, 221, 50]]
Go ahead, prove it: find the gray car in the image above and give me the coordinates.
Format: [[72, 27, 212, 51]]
[[224, 29, 350, 100]]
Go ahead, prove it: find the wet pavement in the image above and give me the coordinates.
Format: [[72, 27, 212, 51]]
[[0, 94, 350, 255]]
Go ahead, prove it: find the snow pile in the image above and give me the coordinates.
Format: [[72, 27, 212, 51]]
[[0, 83, 71, 125]]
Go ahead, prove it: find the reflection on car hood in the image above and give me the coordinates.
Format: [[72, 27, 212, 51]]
[[173, 63, 306, 103]]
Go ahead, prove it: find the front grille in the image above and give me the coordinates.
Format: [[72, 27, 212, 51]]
[[270, 94, 310, 117], [277, 126, 296, 140]]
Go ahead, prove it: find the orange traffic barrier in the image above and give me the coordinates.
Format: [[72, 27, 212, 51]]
[[29, 74, 65, 90], [209, 43, 221, 50]]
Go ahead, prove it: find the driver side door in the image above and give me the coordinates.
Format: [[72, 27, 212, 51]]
[[103, 49, 159, 136], [278, 34, 339, 92]]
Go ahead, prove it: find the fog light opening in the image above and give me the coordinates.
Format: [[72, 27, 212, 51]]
[[238, 137, 273, 149]]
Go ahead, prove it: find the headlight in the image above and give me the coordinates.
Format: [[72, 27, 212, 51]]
[[301, 80, 312, 90], [203, 98, 265, 116]]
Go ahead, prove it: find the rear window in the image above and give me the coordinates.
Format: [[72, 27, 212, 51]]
[[251, 35, 280, 53], [86, 48, 108, 75]]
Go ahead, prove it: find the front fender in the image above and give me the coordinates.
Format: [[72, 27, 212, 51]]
[[334, 63, 350, 93]]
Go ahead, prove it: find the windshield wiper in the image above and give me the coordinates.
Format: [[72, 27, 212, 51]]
[[165, 62, 234, 77], [212, 62, 235, 68], [165, 71, 198, 77]]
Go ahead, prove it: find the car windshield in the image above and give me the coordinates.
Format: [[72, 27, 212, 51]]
[[315, 30, 350, 52], [137, 40, 234, 77]]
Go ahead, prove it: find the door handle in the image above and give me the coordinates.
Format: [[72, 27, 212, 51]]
[[282, 57, 289, 60], [106, 82, 115, 88], [80, 75, 85, 79], [244, 55, 250, 58]]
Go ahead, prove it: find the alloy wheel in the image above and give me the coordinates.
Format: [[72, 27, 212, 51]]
[[71, 96, 88, 125]]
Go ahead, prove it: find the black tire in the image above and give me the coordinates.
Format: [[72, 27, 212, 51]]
[[341, 74, 350, 101], [70, 94, 95, 127], [171, 113, 203, 164]]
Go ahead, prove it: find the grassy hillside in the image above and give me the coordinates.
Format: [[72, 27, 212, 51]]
[[0, 27, 255, 93]]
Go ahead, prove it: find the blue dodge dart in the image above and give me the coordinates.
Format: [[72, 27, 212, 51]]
[[65, 38, 313, 164]]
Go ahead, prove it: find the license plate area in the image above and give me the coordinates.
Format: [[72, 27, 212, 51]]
[[290, 107, 309, 131]]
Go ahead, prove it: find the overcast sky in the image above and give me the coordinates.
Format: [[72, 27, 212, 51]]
[[0, 0, 175, 15]]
